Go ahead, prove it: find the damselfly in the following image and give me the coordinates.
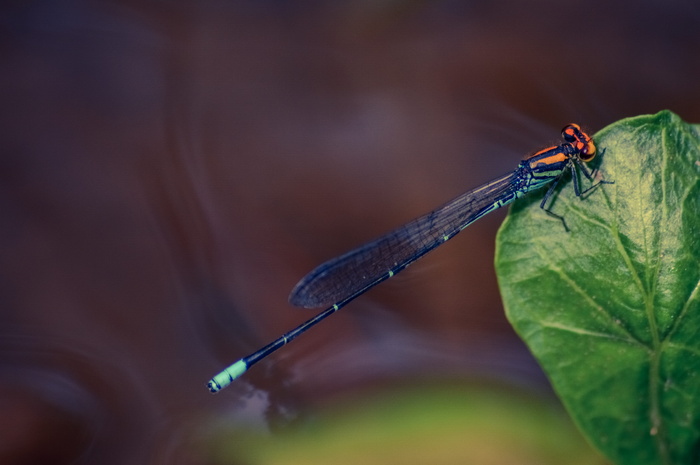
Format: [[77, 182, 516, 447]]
[[208, 124, 611, 392]]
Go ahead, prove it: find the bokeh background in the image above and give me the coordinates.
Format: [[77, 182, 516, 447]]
[[1, 1, 699, 464]]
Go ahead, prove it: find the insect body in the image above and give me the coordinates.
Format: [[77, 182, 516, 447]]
[[208, 124, 611, 393]]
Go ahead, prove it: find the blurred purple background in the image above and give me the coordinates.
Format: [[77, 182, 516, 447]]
[[1, 1, 698, 464]]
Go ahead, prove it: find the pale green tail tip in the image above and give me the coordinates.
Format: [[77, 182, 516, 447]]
[[208, 359, 247, 393]]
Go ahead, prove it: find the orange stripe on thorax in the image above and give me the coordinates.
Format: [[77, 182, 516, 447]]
[[528, 151, 567, 169]]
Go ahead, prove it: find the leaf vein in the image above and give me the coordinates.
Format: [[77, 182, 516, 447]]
[[539, 320, 640, 345]]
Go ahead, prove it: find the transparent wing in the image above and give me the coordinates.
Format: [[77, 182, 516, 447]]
[[289, 171, 520, 308]]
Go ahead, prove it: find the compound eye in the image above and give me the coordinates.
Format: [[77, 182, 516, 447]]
[[562, 124, 581, 143], [579, 140, 597, 161]]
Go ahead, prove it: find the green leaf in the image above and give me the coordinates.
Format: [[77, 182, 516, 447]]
[[495, 110, 700, 465]]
